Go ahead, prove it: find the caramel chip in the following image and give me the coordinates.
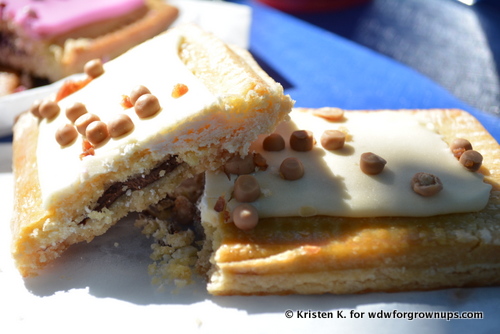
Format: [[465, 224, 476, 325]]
[[75, 113, 100, 135], [459, 150, 483, 172], [232, 204, 259, 231], [84, 59, 104, 78], [108, 114, 134, 138], [135, 94, 161, 118], [263, 133, 285, 151], [312, 107, 344, 121], [65, 102, 88, 123], [55, 124, 78, 146], [29, 100, 42, 118], [450, 138, 473, 159], [321, 130, 346, 150], [85, 121, 109, 146], [224, 154, 255, 175], [234, 175, 261, 203], [290, 130, 315, 151], [129, 85, 151, 105], [360, 152, 386, 175], [280, 157, 304, 180], [39, 100, 60, 119], [411, 172, 443, 197], [253, 153, 268, 171]]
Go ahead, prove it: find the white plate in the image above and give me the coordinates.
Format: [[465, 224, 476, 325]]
[[1, 140, 499, 333]]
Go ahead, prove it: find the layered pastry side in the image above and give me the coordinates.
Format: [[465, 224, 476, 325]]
[[10, 24, 293, 277], [199, 108, 500, 295], [0, 0, 178, 87]]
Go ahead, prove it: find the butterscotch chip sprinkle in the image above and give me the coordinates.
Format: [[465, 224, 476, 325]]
[[263, 133, 285, 151], [65, 102, 88, 123], [321, 130, 346, 150], [55, 124, 78, 146], [135, 94, 161, 118], [312, 107, 344, 121], [85, 121, 109, 146], [360, 152, 386, 175], [29, 100, 42, 118], [75, 113, 100, 135], [253, 153, 268, 170], [39, 100, 60, 119], [233, 175, 261, 203], [450, 138, 473, 159], [232, 204, 259, 230], [84, 59, 104, 78], [224, 154, 256, 175], [129, 85, 151, 105], [108, 114, 134, 138], [411, 172, 443, 197], [290, 130, 315, 152], [280, 157, 305, 180], [459, 150, 483, 172]]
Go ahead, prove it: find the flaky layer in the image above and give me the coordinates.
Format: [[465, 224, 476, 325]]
[[202, 108, 500, 295]]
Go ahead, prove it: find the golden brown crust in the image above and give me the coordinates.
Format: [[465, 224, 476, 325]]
[[205, 108, 500, 295], [11, 112, 48, 276]]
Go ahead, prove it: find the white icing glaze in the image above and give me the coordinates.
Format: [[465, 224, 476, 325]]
[[37, 30, 219, 208], [203, 110, 492, 218]]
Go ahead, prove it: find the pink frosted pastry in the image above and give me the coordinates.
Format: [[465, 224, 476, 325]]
[[0, 0, 178, 83]]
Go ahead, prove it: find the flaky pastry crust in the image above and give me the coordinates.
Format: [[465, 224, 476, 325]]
[[203, 108, 500, 295]]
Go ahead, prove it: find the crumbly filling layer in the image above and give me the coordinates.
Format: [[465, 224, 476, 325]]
[[135, 174, 206, 290]]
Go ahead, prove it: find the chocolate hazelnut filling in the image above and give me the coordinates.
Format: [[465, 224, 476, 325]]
[[97, 156, 180, 211], [79, 156, 181, 224]]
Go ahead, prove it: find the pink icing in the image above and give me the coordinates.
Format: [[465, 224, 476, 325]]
[[1, 0, 145, 39]]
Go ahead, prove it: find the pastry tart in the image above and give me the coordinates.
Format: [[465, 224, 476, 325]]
[[199, 108, 500, 295], [10, 24, 293, 277]]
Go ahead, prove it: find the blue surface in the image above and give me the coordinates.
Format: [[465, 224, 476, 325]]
[[291, 0, 500, 116], [2, 0, 499, 143], [243, 1, 500, 139]]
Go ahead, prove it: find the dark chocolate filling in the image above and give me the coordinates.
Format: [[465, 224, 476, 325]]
[[79, 155, 180, 224], [0, 31, 28, 57]]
